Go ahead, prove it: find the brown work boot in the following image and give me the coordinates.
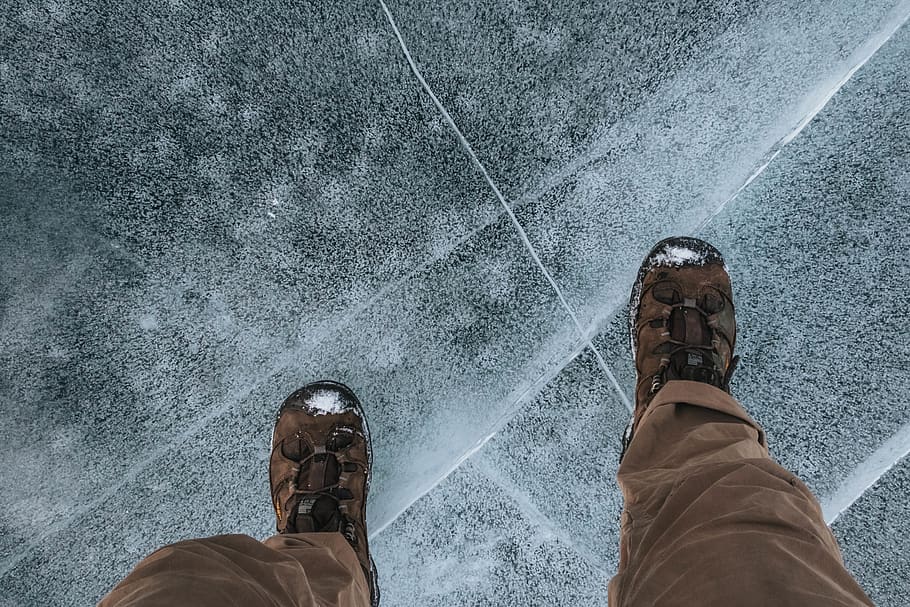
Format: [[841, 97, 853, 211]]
[[622, 236, 739, 458], [269, 381, 379, 606]]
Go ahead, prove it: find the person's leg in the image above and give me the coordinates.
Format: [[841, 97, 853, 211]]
[[99, 533, 369, 607], [607, 380, 872, 606], [98, 381, 379, 607], [610, 237, 872, 607]]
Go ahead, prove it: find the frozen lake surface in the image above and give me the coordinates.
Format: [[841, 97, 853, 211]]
[[1, 1, 909, 604]]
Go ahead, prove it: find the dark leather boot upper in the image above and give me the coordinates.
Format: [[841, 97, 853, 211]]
[[630, 237, 738, 427], [269, 381, 379, 605]]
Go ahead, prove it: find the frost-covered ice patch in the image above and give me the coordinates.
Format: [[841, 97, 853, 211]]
[[138, 314, 159, 330], [308, 389, 350, 415]]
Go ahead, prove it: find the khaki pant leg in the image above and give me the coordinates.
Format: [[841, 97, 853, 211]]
[[608, 380, 872, 607], [98, 533, 370, 607]]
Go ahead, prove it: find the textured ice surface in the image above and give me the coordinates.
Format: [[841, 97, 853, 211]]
[[386, 0, 910, 331], [0, 0, 580, 565], [1, 0, 909, 605], [371, 460, 609, 607], [833, 455, 910, 606], [473, 349, 627, 571]]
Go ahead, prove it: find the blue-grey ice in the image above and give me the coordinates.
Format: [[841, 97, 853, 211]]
[[1, 0, 909, 605]]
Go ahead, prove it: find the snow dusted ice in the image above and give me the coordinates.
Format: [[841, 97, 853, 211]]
[[1, 0, 909, 605]]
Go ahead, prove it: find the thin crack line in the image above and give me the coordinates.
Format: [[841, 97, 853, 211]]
[[474, 457, 614, 578], [589, 340, 634, 413], [695, 1, 910, 232], [823, 421, 910, 525], [367, 337, 592, 540], [378, 0, 910, 551], [378, 0, 631, 413]]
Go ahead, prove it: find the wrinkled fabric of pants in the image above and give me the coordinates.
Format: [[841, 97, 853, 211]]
[[608, 380, 873, 606], [98, 533, 370, 607]]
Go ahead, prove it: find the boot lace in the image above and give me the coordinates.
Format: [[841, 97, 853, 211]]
[[282, 441, 362, 542], [645, 298, 738, 396]]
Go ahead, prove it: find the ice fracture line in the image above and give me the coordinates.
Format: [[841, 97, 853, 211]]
[[696, 0, 910, 232], [378, 0, 631, 414], [476, 457, 613, 576], [368, 338, 592, 540], [822, 421, 910, 524]]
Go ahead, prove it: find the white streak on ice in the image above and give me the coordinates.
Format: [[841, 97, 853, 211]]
[[822, 420, 910, 524], [474, 457, 613, 577], [377, 0, 632, 418], [695, 1, 910, 232], [368, 340, 592, 540], [591, 346, 634, 413]]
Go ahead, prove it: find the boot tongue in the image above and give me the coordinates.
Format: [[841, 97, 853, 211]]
[[669, 299, 707, 344], [667, 303, 721, 387], [305, 452, 340, 491], [294, 494, 342, 532], [289, 449, 343, 533]]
